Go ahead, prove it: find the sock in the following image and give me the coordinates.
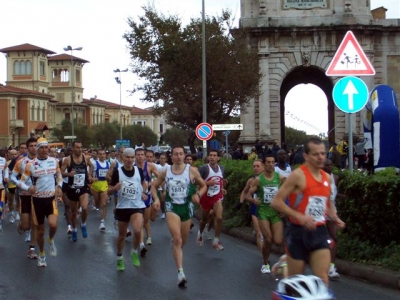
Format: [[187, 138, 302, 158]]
[[178, 268, 184, 273], [81, 222, 86, 226], [40, 251, 45, 257], [140, 242, 145, 248], [214, 237, 219, 243], [101, 219, 105, 223], [117, 253, 123, 259], [132, 248, 138, 254], [330, 263, 335, 267]]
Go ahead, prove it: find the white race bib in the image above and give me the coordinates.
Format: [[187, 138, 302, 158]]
[[263, 186, 278, 203], [73, 174, 85, 187], [207, 184, 220, 197], [168, 180, 187, 198], [305, 196, 327, 223], [121, 180, 139, 198], [98, 169, 108, 178]]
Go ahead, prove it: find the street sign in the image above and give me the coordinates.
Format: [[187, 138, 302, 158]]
[[332, 76, 369, 113], [326, 31, 375, 76], [64, 135, 77, 139], [195, 123, 213, 141], [116, 139, 130, 150], [212, 124, 243, 131], [223, 130, 230, 136]]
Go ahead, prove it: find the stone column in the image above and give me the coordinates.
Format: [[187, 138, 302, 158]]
[[258, 54, 271, 139]]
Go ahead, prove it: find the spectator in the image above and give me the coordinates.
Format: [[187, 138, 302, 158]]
[[364, 148, 374, 174], [271, 141, 281, 159], [197, 147, 203, 159], [248, 148, 258, 160], [232, 147, 243, 160], [263, 142, 272, 158], [355, 138, 367, 169], [289, 149, 295, 165], [337, 138, 348, 169], [223, 149, 232, 160], [330, 145, 341, 169], [255, 139, 264, 157], [292, 146, 305, 165]]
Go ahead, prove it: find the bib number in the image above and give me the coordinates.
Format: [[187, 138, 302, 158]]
[[98, 169, 108, 178], [121, 181, 138, 198], [305, 196, 327, 223], [168, 180, 187, 198], [207, 184, 220, 197], [263, 186, 278, 203], [73, 174, 85, 187]]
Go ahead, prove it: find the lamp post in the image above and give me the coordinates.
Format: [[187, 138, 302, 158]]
[[202, 0, 207, 157], [63, 45, 83, 141], [113, 68, 128, 140]]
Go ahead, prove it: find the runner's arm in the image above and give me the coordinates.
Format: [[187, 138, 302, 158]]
[[18, 163, 35, 193], [60, 157, 72, 177], [10, 160, 22, 186], [150, 169, 166, 202], [191, 167, 207, 205], [246, 178, 261, 205], [107, 168, 121, 196], [106, 161, 116, 182], [86, 157, 94, 181]]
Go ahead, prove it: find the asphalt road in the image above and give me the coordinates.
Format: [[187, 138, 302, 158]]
[[0, 202, 398, 300]]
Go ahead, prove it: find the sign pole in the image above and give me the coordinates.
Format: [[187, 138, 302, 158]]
[[201, 0, 207, 158], [225, 131, 228, 157], [348, 113, 353, 173]]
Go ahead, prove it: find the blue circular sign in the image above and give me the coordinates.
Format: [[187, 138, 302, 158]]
[[332, 76, 369, 113]]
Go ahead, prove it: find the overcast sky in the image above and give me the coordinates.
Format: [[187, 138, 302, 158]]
[[0, 0, 398, 135]]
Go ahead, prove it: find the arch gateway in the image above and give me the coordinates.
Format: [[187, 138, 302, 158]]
[[238, 0, 400, 147]]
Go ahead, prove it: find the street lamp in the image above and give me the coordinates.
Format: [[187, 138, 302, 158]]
[[113, 68, 128, 140], [63, 45, 83, 141]]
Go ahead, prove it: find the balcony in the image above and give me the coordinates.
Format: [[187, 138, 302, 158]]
[[10, 119, 24, 128]]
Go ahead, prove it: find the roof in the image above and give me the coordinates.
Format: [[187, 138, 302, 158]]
[[35, 123, 49, 131], [0, 43, 55, 54], [371, 6, 388, 12], [0, 84, 54, 99], [131, 107, 153, 115], [48, 54, 89, 64], [82, 98, 131, 110]]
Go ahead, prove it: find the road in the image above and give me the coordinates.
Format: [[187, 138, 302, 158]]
[[0, 203, 398, 300]]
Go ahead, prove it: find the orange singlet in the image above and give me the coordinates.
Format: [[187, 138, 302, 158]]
[[288, 165, 330, 226]]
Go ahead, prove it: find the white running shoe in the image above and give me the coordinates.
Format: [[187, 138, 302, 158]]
[[203, 228, 212, 241], [261, 264, 271, 274], [329, 265, 340, 279], [25, 230, 31, 242], [67, 224, 73, 235], [15, 212, 20, 221], [178, 271, 187, 287], [38, 256, 47, 267], [99, 221, 106, 232], [161, 213, 165, 219], [146, 237, 152, 245], [196, 230, 203, 246], [48, 239, 57, 257]]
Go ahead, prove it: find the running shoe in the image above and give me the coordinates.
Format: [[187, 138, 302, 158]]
[[27, 249, 38, 259], [161, 213, 165, 219], [212, 241, 224, 251], [90, 204, 99, 211], [203, 228, 212, 241], [71, 230, 78, 242], [261, 264, 271, 274], [9, 211, 15, 224], [81, 224, 88, 238], [99, 221, 106, 232], [146, 237, 152, 245], [38, 256, 47, 267], [48, 238, 57, 257], [178, 271, 187, 287], [328, 265, 340, 279], [140, 245, 147, 257], [15, 212, 20, 221], [25, 230, 31, 242], [130, 250, 140, 267], [17, 222, 24, 234], [67, 224, 72, 235], [117, 258, 125, 271], [196, 230, 203, 246]]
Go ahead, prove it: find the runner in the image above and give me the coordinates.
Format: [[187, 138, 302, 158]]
[[157, 153, 168, 219], [60, 147, 73, 234], [10, 137, 39, 258], [134, 148, 159, 254], [238, 159, 264, 252], [151, 146, 206, 287], [91, 149, 110, 231], [61, 141, 94, 242], [247, 155, 284, 273], [274, 150, 292, 178], [197, 149, 227, 250], [108, 148, 148, 271], [271, 137, 345, 285], [19, 137, 63, 267], [4, 149, 19, 224], [0, 153, 6, 231]]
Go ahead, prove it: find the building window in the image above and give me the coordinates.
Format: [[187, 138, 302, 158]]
[[14, 61, 20, 75], [52, 69, 58, 80], [76, 70, 81, 83], [61, 70, 69, 82], [37, 105, 40, 120], [65, 113, 70, 121], [42, 107, 46, 121], [159, 123, 164, 134], [11, 106, 16, 120], [134, 121, 146, 126], [92, 112, 95, 124], [31, 106, 35, 121], [20, 61, 26, 74], [26, 61, 32, 74], [40, 61, 45, 76]]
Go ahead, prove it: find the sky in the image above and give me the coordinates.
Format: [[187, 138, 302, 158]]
[[0, 0, 398, 136]]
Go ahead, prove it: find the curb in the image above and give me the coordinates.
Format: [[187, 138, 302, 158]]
[[223, 226, 400, 290]]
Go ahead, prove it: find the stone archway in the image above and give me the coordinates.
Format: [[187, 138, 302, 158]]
[[280, 66, 335, 145]]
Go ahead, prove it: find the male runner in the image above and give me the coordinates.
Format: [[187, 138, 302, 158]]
[[156, 152, 168, 219], [61, 141, 94, 242], [271, 137, 345, 285], [134, 148, 159, 253], [108, 148, 148, 271], [275, 150, 292, 178], [197, 149, 226, 250], [5, 149, 19, 223], [19, 138, 63, 267], [10, 137, 39, 258], [247, 155, 284, 273], [60, 147, 73, 234], [151, 146, 206, 287], [0, 154, 6, 231], [91, 149, 110, 231]]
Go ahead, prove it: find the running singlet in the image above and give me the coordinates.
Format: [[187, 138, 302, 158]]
[[20, 157, 63, 198], [68, 155, 88, 189], [0, 157, 6, 189], [116, 167, 145, 209], [288, 165, 330, 226], [94, 160, 110, 180], [5, 161, 16, 189], [257, 172, 280, 206], [10, 156, 34, 195], [202, 164, 223, 201], [274, 163, 292, 178], [165, 164, 194, 205], [134, 161, 151, 196]]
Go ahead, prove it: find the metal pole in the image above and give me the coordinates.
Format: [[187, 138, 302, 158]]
[[348, 113, 353, 173], [71, 51, 74, 141], [202, 0, 207, 158], [119, 77, 122, 140], [225, 132, 228, 158]]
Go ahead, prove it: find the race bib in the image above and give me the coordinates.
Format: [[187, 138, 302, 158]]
[[121, 180, 138, 198], [263, 186, 278, 203], [207, 184, 220, 197], [168, 180, 187, 198], [73, 174, 85, 187], [305, 196, 327, 223], [98, 169, 108, 178]]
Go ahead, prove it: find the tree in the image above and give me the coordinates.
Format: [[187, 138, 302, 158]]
[[123, 124, 158, 148], [284, 126, 310, 150], [124, 6, 261, 152], [92, 121, 119, 149], [162, 127, 190, 146], [51, 119, 93, 147]]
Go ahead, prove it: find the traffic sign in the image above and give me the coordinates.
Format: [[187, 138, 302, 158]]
[[212, 124, 243, 131], [116, 139, 130, 150], [326, 31, 375, 76], [332, 76, 369, 113], [196, 123, 213, 141], [64, 135, 77, 139], [223, 130, 230, 136]]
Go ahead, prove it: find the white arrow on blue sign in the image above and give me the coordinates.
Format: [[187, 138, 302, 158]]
[[332, 76, 369, 113]]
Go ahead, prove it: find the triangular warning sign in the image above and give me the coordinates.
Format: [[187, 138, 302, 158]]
[[326, 31, 375, 76]]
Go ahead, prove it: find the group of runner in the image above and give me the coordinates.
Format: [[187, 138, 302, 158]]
[[0, 136, 344, 289]]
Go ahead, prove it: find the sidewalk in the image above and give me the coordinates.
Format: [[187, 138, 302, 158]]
[[224, 226, 400, 290]]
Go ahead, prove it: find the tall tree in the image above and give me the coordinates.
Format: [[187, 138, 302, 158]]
[[51, 119, 93, 147], [92, 121, 119, 149], [124, 6, 261, 151], [123, 124, 158, 148], [162, 127, 190, 147]]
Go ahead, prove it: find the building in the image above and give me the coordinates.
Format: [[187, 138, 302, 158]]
[[0, 43, 170, 147]]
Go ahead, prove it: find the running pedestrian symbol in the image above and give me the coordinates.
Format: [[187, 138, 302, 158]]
[[195, 123, 213, 141]]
